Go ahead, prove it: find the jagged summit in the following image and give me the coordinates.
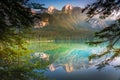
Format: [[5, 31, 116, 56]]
[[47, 6, 56, 14], [62, 4, 73, 13], [33, 4, 109, 29]]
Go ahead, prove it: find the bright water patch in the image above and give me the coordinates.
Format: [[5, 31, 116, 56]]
[[48, 47, 107, 71], [50, 49, 91, 72], [30, 42, 120, 80], [44, 47, 120, 80]]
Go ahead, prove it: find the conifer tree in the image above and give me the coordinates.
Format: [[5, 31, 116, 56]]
[[83, 0, 120, 63]]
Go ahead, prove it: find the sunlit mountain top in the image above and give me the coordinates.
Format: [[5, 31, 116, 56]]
[[29, 0, 96, 10], [32, 4, 111, 30]]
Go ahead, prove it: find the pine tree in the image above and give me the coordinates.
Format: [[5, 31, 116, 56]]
[[83, 0, 120, 63]]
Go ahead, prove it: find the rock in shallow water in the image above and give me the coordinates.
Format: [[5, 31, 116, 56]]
[[32, 52, 49, 61]]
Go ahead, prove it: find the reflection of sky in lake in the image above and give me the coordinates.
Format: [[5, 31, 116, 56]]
[[45, 65, 120, 80], [47, 47, 107, 71], [32, 43, 120, 80], [43, 47, 120, 80]]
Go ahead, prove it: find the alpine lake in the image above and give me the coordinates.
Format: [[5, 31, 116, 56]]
[[28, 40, 120, 80]]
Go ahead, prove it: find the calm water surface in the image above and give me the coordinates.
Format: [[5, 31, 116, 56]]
[[30, 42, 120, 80]]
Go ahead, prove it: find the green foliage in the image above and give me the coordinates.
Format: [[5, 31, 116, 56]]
[[88, 54, 98, 61], [87, 22, 120, 62], [0, 61, 50, 80], [84, 0, 120, 65], [26, 2, 46, 9], [82, 0, 120, 18], [0, 0, 50, 80], [0, 0, 34, 60]]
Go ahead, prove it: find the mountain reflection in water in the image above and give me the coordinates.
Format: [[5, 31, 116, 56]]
[[49, 49, 91, 72], [32, 47, 120, 80], [43, 48, 120, 80]]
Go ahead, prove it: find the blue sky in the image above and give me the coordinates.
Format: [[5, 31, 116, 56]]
[[30, 0, 96, 10]]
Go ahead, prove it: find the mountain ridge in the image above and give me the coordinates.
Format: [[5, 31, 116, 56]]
[[33, 4, 107, 30]]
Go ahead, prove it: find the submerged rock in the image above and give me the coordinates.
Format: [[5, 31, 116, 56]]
[[32, 52, 49, 61]]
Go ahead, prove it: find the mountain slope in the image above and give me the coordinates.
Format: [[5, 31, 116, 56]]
[[31, 4, 111, 42]]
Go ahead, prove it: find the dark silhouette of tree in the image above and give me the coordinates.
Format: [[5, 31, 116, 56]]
[[0, 1, 50, 80], [26, 2, 46, 9], [0, 0, 48, 66], [83, 0, 120, 63], [0, 0, 35, 64]]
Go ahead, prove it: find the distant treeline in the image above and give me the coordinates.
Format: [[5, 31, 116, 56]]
[[27, 27, 95, 43]]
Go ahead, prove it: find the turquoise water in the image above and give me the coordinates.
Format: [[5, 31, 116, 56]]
[[44, 49, 120, 80], [30, 42, 120, 80]]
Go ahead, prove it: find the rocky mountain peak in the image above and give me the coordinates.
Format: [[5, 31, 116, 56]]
[[47, 6, 56, 14], [62, 4, 73, 13]]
